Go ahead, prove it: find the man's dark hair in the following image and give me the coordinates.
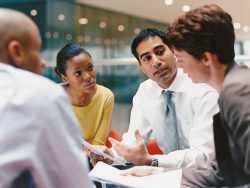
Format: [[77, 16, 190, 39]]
[[131, 28, 173, 62], [55, 43, 91, 76], [167, 4, 235, 64]]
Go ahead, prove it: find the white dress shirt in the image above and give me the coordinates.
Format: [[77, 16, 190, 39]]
[[0, 63, 92, 188], [120, 69, 219, 169]]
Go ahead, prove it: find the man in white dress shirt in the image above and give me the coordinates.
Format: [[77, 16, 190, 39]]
[[89, 28, 219, 171], [0, 8, 92, 188]]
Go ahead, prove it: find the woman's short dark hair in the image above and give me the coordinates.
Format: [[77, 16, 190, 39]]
[[55, 43, 91, 77], [131, 28, 173, 62], [167, 4, 235, 64]]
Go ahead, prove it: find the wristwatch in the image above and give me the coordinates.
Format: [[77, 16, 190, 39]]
[[150, 156, 159, 167]]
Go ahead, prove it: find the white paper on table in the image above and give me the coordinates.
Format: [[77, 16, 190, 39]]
[[89, 162, 182, 188]]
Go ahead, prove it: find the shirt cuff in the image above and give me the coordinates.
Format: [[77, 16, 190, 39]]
[[156, 154, 178, 169]]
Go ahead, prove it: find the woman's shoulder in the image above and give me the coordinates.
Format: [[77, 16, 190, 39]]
[[96, 84, 113, 96], [95, 85, 114, 105]]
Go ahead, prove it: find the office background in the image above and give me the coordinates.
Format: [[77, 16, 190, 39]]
[[1, 0, 250, 133]]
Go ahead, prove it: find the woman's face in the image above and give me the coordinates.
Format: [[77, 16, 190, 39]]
[[62, 53, 97, 94], [174, 49, 209, 83]]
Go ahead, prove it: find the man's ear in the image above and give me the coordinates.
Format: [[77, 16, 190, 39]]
[[201, 52, 213, 66], [7, 40, 25, 68]]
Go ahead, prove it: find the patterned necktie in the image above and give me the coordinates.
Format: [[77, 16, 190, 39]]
[[162, 90, 179, 152]]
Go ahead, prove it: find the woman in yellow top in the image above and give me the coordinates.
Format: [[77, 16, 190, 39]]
[[55, 43, 114, 145]]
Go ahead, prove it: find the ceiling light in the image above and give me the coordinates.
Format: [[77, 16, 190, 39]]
[[53, 32, 59, 39], [134, 28, 141, 34], [65, 34, 72, 40], [45, 32, 51, 38], [182, 5, 190, 12], [79, 18, 88, 25], [94, 38, 102, 44], [77, 35, 84, 42], [104, 39, 111, 46], [30, 9, 37, 16], [99, 21, 107, 28], [58, 14, 65, 21], [234, 22, 241, 30], [118, 25, 125, 32], [84, 35, 91, 42], [243, 25, 250, 32], [164, 0, 173, 6]]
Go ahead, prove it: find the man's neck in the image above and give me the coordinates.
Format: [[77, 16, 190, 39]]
[[157, 69, 177, 89]]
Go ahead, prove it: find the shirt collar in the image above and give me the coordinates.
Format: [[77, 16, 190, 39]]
[[156, 68, 188, 97]]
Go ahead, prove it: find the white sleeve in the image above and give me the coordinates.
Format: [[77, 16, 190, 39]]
[[34, 91, 92, 188], [0, 85, 92, 188], [157, 90, 219, 169], [123, 95, 153, 145]]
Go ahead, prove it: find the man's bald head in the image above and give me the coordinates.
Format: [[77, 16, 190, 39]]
[[0, 8, 44, 74]]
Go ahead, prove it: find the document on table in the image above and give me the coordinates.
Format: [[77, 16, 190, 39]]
[[89, 162, 182, 188], [80, 138, 125, 166]]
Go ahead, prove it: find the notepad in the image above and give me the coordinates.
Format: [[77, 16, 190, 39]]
[[80, 138, 125, 166], [89, 162, 182, 188]]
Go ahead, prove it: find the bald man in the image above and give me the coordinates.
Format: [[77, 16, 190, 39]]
[[0, 8, 92, 188]]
